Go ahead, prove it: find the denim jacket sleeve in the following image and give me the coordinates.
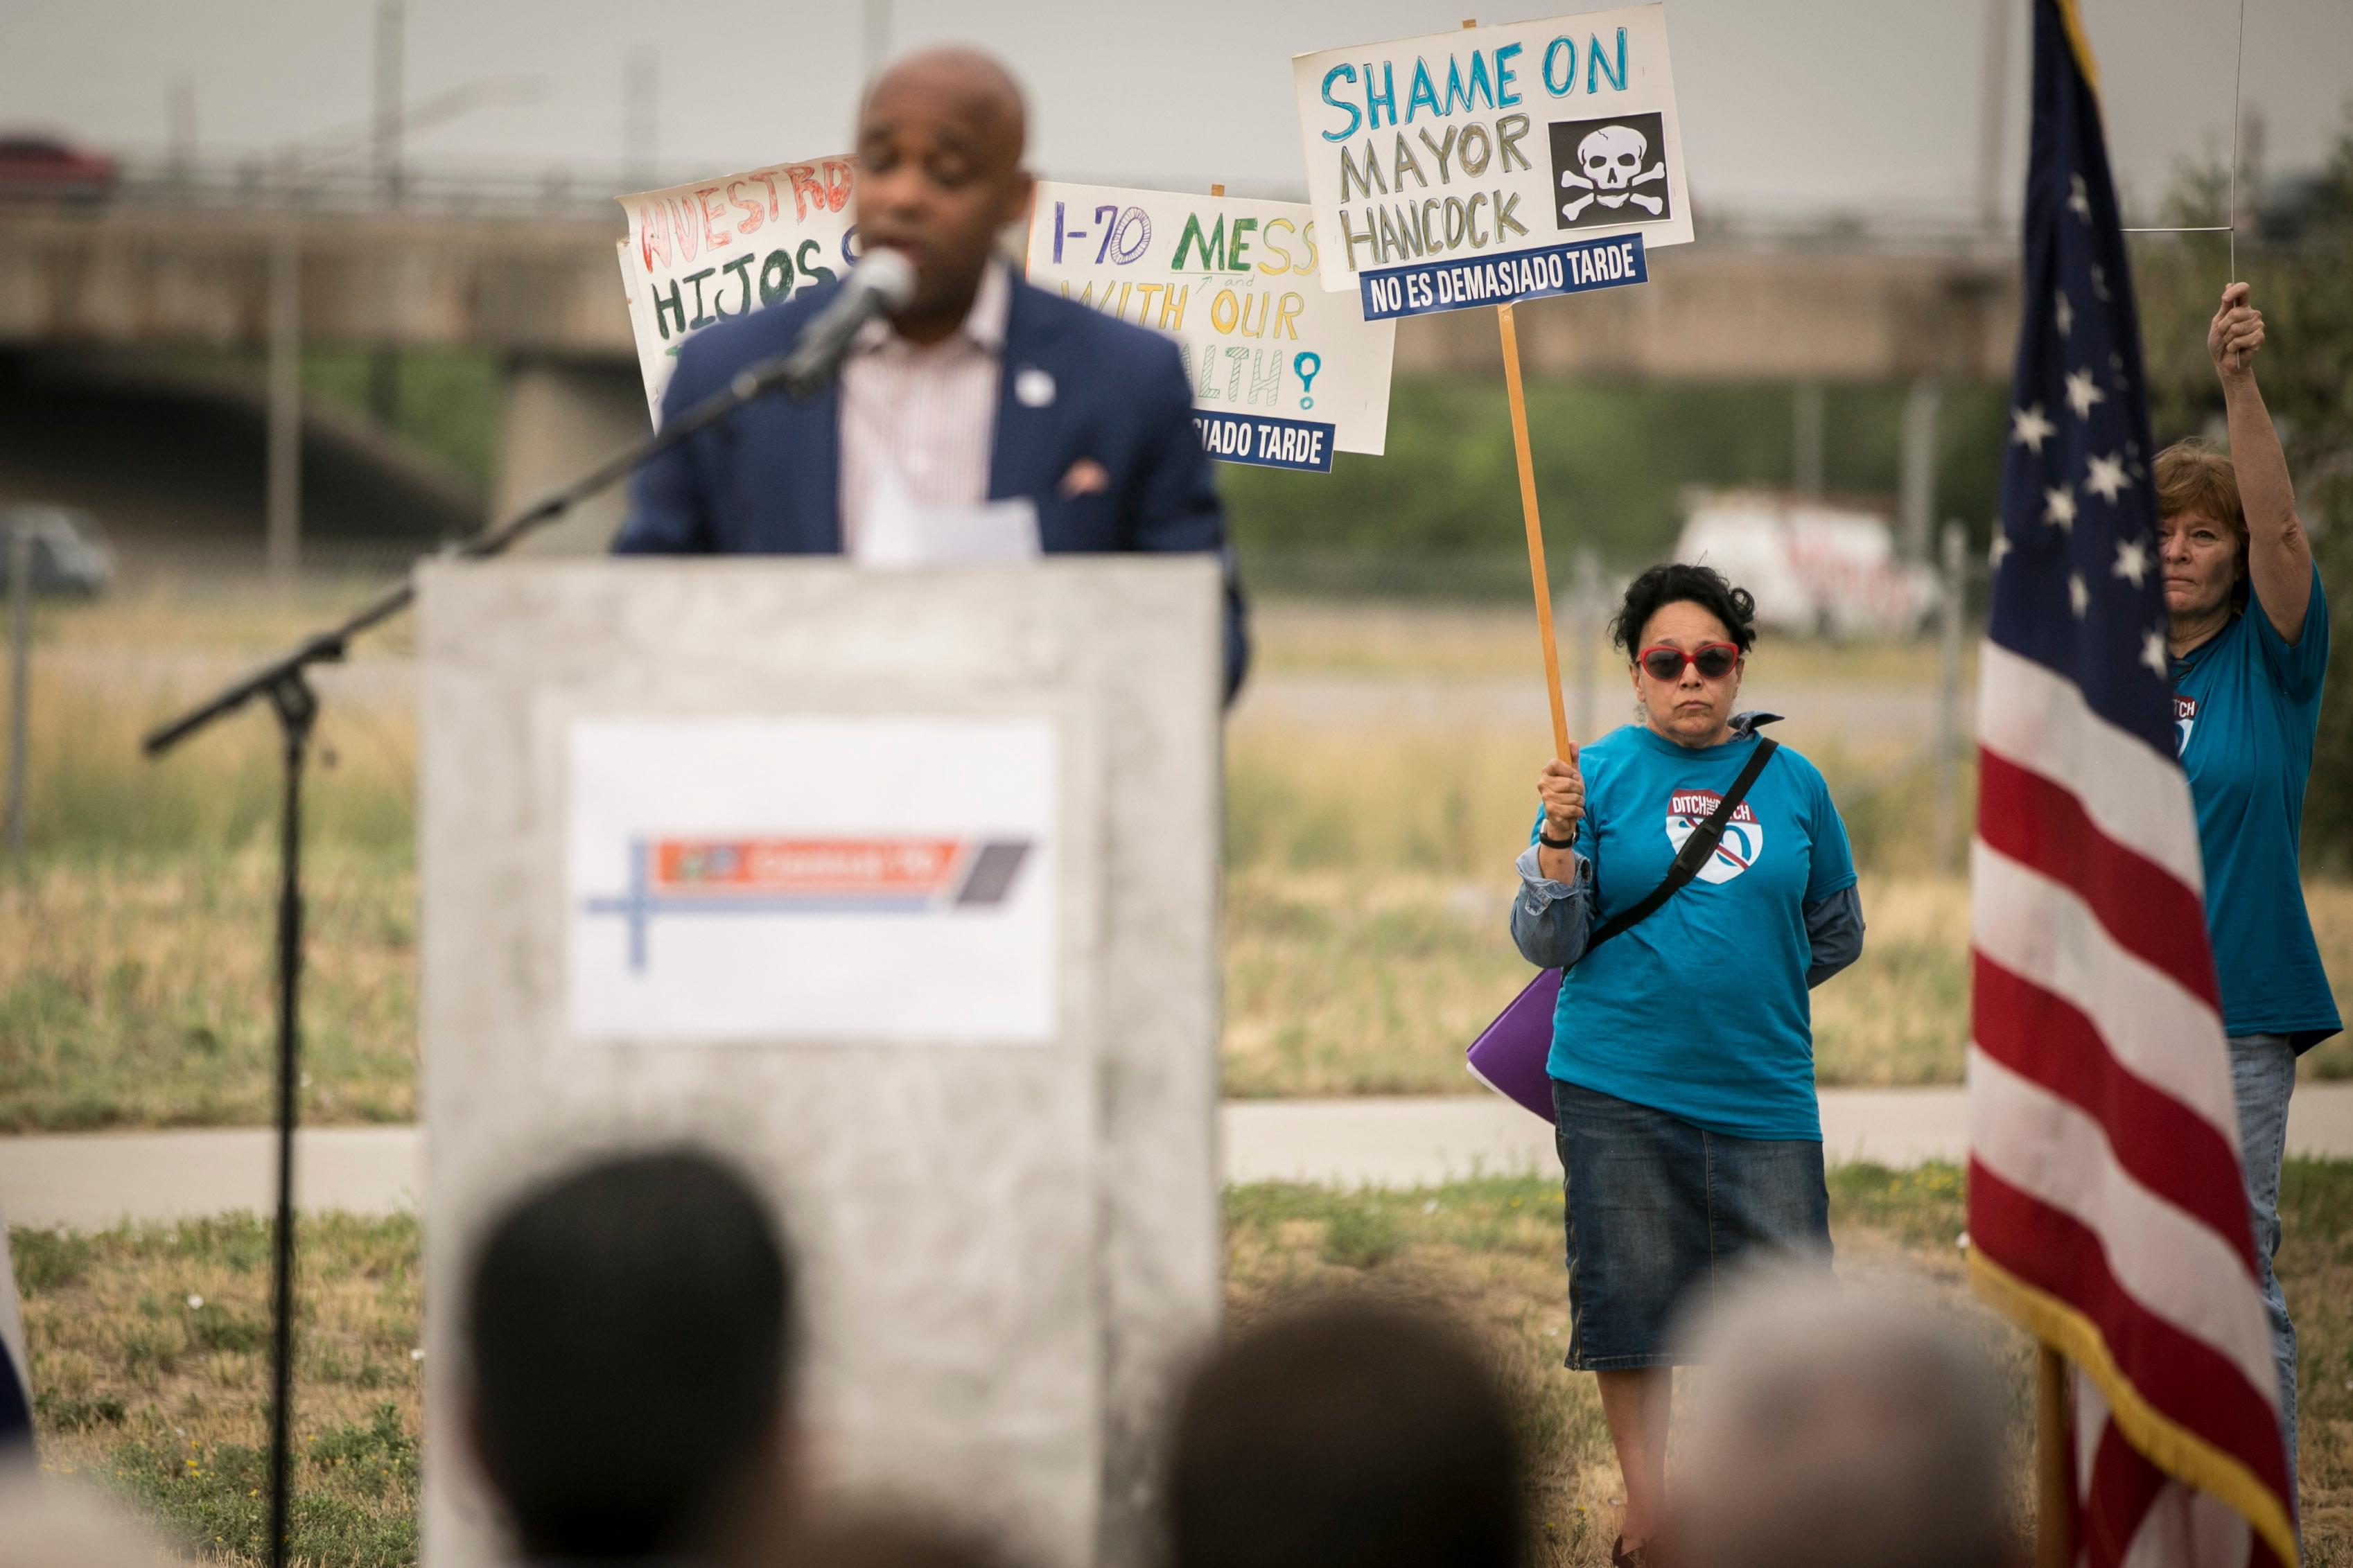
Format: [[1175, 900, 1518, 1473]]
[[1803, 884, 1866, 987], [1510, 843, 1595, 971], [1514, 849, 1860, 982]]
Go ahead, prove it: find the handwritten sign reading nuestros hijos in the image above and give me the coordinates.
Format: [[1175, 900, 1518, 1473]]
[[1292, 6, 1690, 321], [1023, 182, 1395, 473], [615, 159, 859, 420]]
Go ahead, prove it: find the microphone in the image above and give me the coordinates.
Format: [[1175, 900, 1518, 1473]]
[[766, 249, 919, 398]]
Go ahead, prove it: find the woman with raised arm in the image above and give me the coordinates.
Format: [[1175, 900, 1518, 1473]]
[[2160, 281, 2338, 1495], [1508, 562, 1864, 1568]]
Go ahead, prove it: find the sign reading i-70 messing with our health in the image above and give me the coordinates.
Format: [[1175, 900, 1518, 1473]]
[[1292, 4, 1691, 319], [1024, 182, 1396, 473]]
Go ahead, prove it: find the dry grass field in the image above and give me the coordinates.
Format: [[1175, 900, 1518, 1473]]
[[1, 589, 2349, 1126], [1221, 870, 2003, 1098], [14, 1210, 423, 1566], [10, 589, 2353, 1564], [20, 1161, 2353, 1566], [29, 584, 419, 660], [0, 849, 419, 1129]]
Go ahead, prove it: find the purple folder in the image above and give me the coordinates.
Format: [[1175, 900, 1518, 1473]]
[[1464, 968, 1562, 1123]]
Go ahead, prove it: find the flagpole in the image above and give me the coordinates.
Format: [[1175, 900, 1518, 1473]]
[[2036, 1346, 2076, 1568]]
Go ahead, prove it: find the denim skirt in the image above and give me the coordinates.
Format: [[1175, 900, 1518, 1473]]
[[1551, 1077, 1831, 1370]]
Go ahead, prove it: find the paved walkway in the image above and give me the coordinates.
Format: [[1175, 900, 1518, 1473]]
[[6, 1086, 2353, 1229]]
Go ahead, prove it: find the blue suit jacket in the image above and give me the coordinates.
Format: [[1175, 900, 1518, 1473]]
[[615, 270, 1248, 696]]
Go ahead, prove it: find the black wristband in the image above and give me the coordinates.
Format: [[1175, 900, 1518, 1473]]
[[1537, 827, 1577, 851]]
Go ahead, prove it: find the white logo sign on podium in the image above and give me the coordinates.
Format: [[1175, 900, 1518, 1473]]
[[566, 716, 1058, 1043]]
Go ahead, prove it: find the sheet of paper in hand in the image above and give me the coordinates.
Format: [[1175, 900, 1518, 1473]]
[[1291, 5, 1691, 319], [615, 158, 859, 421], [856, 469, 1043, 570], [1024, 182, 1396, 472]]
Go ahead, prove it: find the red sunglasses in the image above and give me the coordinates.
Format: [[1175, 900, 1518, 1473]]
[[1637, 642, 1740, 681]]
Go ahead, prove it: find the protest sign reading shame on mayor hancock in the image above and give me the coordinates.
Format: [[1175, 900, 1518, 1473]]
[[1293, 5, 1691, 321], [1024, 182, 1395, 473], [614, 158, 860, 421]]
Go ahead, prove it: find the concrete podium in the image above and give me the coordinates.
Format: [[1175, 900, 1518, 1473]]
[[416, 558, 1225, 1568]]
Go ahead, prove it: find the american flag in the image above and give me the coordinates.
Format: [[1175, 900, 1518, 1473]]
[[1968, 2, 2298, 1565]]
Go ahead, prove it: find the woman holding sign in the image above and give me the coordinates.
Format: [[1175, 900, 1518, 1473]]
[[1509, 563, 1863, 1565]]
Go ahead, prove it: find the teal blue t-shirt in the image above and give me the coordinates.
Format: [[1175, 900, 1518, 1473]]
[[1541, 725, 1855, 1141], [2172, 565, 2340, 1050]]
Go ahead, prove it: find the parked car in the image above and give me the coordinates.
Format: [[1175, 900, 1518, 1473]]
[[0, 134, 119, 204], [1674, 489, 1938, 640], [0, 506, 116, 598]]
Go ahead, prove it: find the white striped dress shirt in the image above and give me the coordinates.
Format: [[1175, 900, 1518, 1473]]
[[837, 260, 1009, 556]]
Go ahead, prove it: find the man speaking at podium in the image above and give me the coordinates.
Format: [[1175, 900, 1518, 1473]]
[[615, 48, 1249, 698]]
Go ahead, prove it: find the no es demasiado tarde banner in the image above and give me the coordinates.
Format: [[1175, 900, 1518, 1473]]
[[1292, 4, 1692, 320]]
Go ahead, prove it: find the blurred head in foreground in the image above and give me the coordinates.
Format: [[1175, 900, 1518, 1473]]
[[785, 1506, 1027, 1568], [465, 1147, 798, 1562], [1167, 1297, 1526, 1568], [854, 48, 1033, 339], [1670, 1271, 2011, 1568], [0, 1473, 183, 1568]]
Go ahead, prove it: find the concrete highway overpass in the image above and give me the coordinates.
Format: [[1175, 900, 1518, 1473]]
[[0, 202, 2020, 378], [0, 180, 2020, 569]]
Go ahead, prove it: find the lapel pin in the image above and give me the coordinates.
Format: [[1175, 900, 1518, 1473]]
[[1015, 367, 1056, 408]]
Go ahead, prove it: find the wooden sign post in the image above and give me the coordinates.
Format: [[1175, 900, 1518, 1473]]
[[1498, 299, 1572, 762], [1467, 19, 1571, 764]]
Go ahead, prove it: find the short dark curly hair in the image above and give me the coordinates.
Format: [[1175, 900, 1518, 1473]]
[[1610, 561, 1759, 658]]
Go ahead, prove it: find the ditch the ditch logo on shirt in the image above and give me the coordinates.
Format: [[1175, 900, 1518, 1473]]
[[2174, 694, 2198, 755], [583, 835, 1033, 973], [1664, 791, 1762, 884]]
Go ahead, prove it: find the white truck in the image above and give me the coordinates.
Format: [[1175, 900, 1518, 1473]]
[[1673, 489, 1939, 640]]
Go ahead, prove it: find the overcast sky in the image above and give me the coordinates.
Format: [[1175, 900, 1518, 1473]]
[[4, 0, 2347, 224]]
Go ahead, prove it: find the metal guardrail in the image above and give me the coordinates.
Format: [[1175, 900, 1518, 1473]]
[[0, 153, 2030, 253], [1238, 548, 1548, 602], [0, 150, 2284, 260], [0, 155, 636, 222]]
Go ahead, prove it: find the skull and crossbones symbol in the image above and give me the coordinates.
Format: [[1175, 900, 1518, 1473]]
[[1559, 124, 1668, 220]]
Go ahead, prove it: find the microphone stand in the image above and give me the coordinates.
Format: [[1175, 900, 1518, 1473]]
[[141, 345, 815, 1568]]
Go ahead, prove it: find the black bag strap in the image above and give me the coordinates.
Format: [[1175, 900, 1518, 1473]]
[[1580, 734, 1780, 958]]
